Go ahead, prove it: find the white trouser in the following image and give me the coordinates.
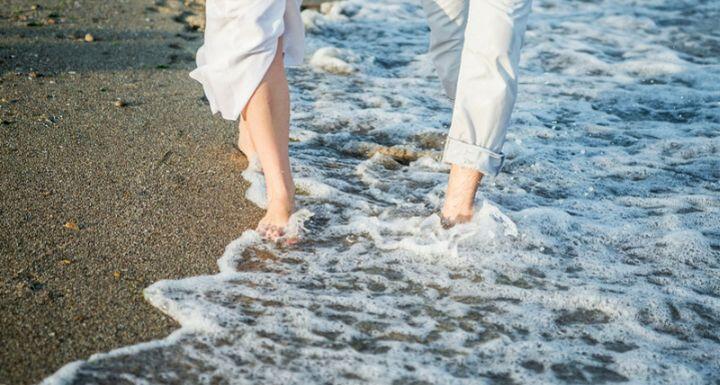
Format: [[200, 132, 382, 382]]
[[422, 0, 532, 177]]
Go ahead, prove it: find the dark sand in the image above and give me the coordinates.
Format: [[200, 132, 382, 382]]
[[0, 1, 263, 384]]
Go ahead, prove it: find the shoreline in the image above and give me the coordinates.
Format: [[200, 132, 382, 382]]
[[0, 1, 263, 384]]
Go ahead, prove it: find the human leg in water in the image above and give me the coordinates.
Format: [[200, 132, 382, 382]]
[[242, 37, 295, 241], [422, 0, 533, 226]]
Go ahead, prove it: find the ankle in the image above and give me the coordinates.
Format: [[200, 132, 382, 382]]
[[441, 202, 473, 219], [267, 189, 295, 212], [442, 164, 482, 219]]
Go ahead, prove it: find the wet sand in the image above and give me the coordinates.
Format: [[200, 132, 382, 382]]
[[0, 1, 263, 384]]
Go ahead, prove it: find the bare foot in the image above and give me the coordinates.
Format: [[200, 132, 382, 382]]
[[256, 190, 295, 243], [441, 164, 483, 228], [440, 213, 473, 229]]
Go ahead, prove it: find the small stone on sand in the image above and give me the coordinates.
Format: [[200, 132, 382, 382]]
[[63, 221, 79, 231], [84, 33, 94, 42], [114, 99, 126, 107]]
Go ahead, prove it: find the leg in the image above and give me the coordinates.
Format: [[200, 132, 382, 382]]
[[243, 38, 295, 239], [442, 164, 481, 225], [439, 0, 532, 223], [237, 115, 261, 171], [237, 115, 255, 160], [422, 0, 473, 223], [421, 0, 468, 100]]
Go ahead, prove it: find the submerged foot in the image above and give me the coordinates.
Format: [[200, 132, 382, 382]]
[[256, 197, 296, 244], [257, 207, 314, 247], [441, 183, 476, 228], [440, 212, 473, 229], [441, 164, 483, 228]]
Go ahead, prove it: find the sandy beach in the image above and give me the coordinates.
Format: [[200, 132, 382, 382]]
[[4, 0, 720, 384], [0, 1, 263, 384]]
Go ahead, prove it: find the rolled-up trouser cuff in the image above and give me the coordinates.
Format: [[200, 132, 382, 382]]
[[441, 137, 505, 177]]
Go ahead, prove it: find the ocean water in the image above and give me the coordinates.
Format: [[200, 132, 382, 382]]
[[43, 0, 720, 384]]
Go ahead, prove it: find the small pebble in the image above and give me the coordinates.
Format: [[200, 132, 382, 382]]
[[29, 71, 40, 79], [63, 221, 80, 231], [114, 99, 126, 107], [46, 18, 56, 25], [84, 33, 94, 42]]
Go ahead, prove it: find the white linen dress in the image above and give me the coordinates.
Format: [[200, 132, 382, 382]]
[[189, 0, 305, 121]]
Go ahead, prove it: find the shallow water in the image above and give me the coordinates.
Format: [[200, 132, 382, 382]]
[[43, 0, 719, 384]]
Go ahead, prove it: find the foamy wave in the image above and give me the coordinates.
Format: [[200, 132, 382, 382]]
[[41, 0, 720, 383]]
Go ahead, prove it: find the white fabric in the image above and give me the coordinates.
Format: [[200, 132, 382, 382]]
[[189, 0, 305, 121], [422, 0, 532, 177]]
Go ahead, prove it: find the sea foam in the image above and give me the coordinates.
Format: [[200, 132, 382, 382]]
[[42, 0, 720, 384]]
